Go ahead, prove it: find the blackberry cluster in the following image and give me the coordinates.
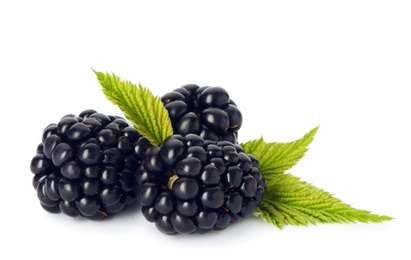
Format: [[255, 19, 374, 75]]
[[136, 134, 266, 234], [30, 109, 151, 219], [28, 84, 266, 234], [161, 85, 242, 144]]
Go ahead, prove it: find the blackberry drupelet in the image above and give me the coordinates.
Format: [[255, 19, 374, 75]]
[[30, 109, 151, 219], [136, 134, 266, 234], [161, 85, 243, 143]]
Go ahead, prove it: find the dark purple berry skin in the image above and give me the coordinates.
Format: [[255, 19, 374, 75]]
[[30, 110, 146, 219], [161, 85, 242, 143], [137, 134, 266, 234]]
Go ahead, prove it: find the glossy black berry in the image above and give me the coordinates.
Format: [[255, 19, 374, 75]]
[[136, 134, 266, 234], [30, 109, 147, 219], [172, 177, 200, 200], [161, 85, 242, 143]]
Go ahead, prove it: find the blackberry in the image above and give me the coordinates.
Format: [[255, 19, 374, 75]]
[[136, 134, 266, 234], [161, 85, 243, 143], [30, 109, 151, 219]]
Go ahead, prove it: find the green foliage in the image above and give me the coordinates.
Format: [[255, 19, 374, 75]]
[[241, 126, 318, 181], [94, 70, 173, 146], [255, 173, 393, 228], [243, 126, 393, 228]]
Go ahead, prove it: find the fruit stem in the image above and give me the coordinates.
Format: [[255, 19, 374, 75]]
[[167, 174, 179, 190], [97, 210, 108, 218]]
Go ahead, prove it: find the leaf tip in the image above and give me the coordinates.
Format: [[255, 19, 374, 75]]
[[91, 68, 103, 77], [308, 124, 320, 137], [378, 215, 395, 222]]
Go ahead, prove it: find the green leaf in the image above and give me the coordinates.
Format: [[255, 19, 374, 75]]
[[241, 125, 319, 181], [255, 173, 393, 228], [243, 126, 392, 227], [93, 70, 173, 146]]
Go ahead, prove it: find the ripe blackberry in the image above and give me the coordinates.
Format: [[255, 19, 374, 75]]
[[161, 85, 243, 143], [136, 134, 266, 234], [30, 109, 151, 219]]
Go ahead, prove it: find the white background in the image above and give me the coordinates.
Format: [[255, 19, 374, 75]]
[[1, 1, 410, 259]]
